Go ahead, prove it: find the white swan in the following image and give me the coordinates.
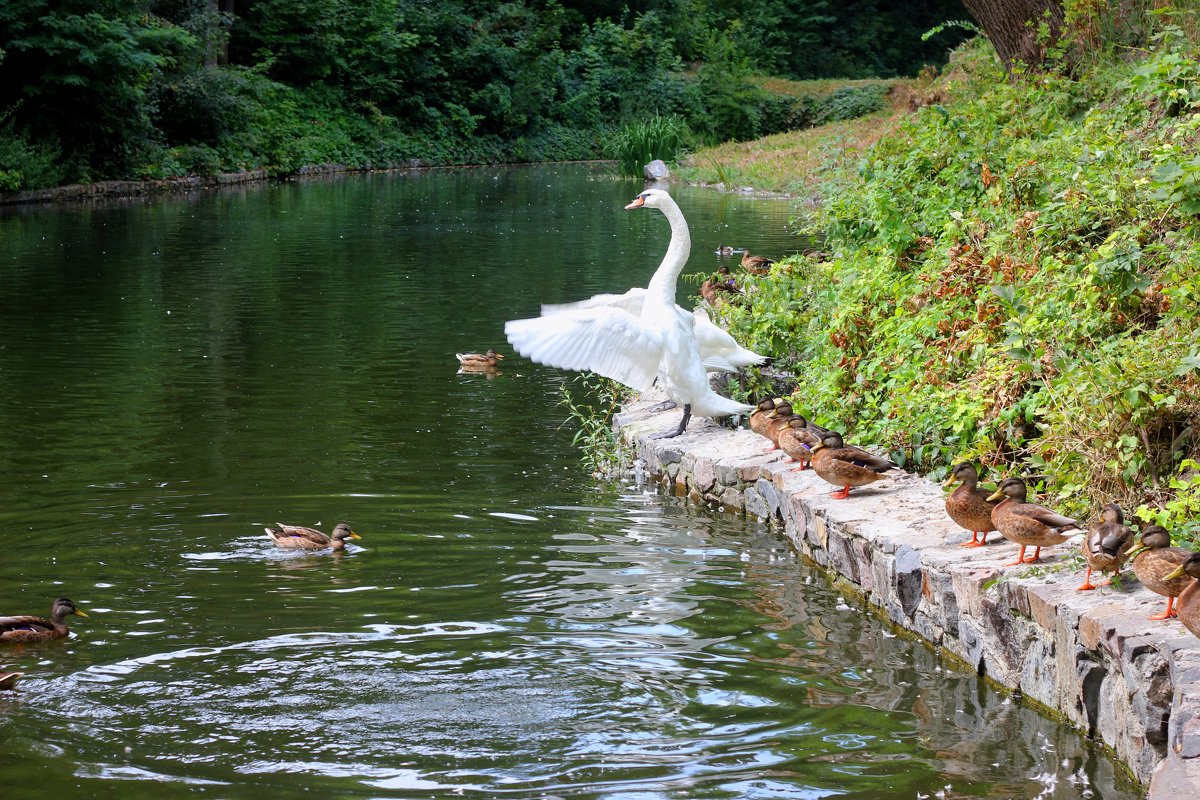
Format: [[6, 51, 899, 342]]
[[539, 292, 767, 374], [504, 189, 755, 437]]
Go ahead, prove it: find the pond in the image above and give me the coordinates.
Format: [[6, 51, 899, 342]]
[[0, 164, 1139, 798]]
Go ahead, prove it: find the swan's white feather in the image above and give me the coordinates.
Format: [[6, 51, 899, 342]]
[[541, 289, 767, 373], [505, 189, 754, 423], [692, 307, 769, 369], [504, 308, 661, 392]]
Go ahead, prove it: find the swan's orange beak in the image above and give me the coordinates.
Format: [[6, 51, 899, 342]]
[[625, 195, 646, 209]]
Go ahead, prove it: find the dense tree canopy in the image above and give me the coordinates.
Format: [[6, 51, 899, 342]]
[[0, 0, 969, 189]]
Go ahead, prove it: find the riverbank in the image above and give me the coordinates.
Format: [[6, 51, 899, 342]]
[[614, 394, 1200, 795], [676, 31, 1200, 557], [0, 163, 426, 207]]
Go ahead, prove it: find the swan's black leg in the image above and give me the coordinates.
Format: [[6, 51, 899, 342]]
[[650, 404, 691, 439]]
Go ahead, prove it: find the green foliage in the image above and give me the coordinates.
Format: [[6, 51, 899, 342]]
[[558, 374, 635, 480], [715, 27, 1200, 548], [817, 84, 891, 123], [0, 0, 971, 188], [0, 1, 195, 178], [0, 122, 64, 190], [614, 115, 691, 177]]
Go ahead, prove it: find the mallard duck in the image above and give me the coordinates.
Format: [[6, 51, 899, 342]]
[[700, 270, 741, 308], [0, 672, 22, 690], [810, 432, 899, 499], [764, 400, 796, 446], [748, 398, 777, 437], [942, 463, 999, 548], [1125, 526, 1191, 620], [986, 478, 1081, 566], [265, 522, 361, 551], [0, 598, 89, 643], [1162, 552, 1200, 638], [741, 251, 774, 275], [777, 415, 828, 470], [456, 349, 504, 368], [1078, 503, 1133, 591], [715, 244, 735, 256], [715, 265, 739, 290], [505, 189, 754, 439]]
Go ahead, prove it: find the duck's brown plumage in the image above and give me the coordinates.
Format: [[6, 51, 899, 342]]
[[1127, 526, 1192, 620], [455, 349, 504, 367], [1078, 503, 1133, 591], [0, 672, 22, 690], [942, 463, 998, 548], [810, 432, 898, 499], [266, 522, 361, 551], [764, 400, 795, 446], [0, 598, 89, 643], [986, 478, 1080, 566], [1163, 552, 1200, 639], [777, 416, 828, 471], [748, 398, 777, 437], [741, 252, 774, 275]]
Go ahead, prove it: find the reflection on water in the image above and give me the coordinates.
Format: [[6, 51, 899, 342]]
[[0, 166, 1135, 799]]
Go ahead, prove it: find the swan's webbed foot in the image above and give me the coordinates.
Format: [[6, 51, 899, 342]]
[[649, 404, 691, 439]]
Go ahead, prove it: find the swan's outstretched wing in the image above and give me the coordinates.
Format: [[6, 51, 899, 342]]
[[505, 308, 663, 392], [692, 308, 768, 369], [541, 289, 646, 317]]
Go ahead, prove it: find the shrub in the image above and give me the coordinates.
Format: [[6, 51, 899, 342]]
[[614, 115, 692, 177]]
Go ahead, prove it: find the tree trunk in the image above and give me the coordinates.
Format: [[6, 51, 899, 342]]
[[961, 0, 1066, 71]]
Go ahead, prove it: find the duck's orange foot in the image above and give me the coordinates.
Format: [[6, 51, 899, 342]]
[[830, 487, 851, 500], [1149, 598, 1178, 620], [1077, 568, 1097, 591], [1004, 546, 1029, 567], [959, 532, 987, 548]]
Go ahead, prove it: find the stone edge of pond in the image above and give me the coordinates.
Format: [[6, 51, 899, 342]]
[[0, 160, 620, 207], [0, 163, 428, 207], [614, 394, 1200, 796]]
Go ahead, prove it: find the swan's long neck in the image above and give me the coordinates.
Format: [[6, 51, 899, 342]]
[[644, 197, 691, 309]]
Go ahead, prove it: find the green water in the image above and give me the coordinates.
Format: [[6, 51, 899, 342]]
[[0, 165, 1138, 799]]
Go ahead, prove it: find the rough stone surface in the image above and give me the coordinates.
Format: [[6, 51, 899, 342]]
[[615, 392, 1200, 795], [643, 159, 670, 180]]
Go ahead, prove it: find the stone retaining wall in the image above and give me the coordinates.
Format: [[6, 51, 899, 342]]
[[615, 396, 1200, 796], [0, 162, 429, 207]]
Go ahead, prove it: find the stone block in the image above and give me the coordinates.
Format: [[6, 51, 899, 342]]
[[611, 392, 1200, 792]]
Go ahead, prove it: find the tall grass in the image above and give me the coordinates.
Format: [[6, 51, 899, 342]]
[[614, 115, 691, 178]]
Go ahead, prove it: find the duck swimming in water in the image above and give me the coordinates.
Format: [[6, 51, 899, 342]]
[[456, 350, 504, 367], [0, 598, 89, 643], [266, 522, 362, 551]]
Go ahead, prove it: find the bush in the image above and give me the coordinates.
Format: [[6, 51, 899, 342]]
[[0, 125, 65, 191], [816, 84, 890, 123], [613, 115, 692, 177], [151, 67, 258, 147], [719, 33, 1200, 547]]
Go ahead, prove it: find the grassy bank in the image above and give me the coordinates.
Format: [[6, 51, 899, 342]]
[[687, 30, 1200, 547]]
